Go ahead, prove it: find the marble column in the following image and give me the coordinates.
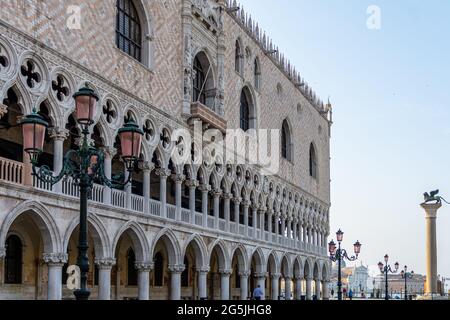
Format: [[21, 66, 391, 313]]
[[233, 197, 241, 225], [43, 253, 68, 300], [274, 213, 279, 241], [322, 280, 330, 300], [95, 258, 115, 300], [420, 202, 442, 296], [200, 184, 211, 228], [252, 206, 258, 238], [102, 147, 116, 205], [213, 190, 221, 229], [124, 166, 132, 209], [285, 277, 292, 300], [271, 273, 281, 300], [220, 269, 232, 300], [259, 209, 266, 240], [315, 278, 321, 300], [0, 248, 5, 285], [267, 210, 273, 234], [239, 271, 250, 300], [281, 216, 286, 238], [305, 277, 313, 300], [142, 162, 154, 214], [49, 128, 69, 193], [170, 265, 185, 300], [136, 262, 153, 300], [173, 174, 185, 221], [243, 201, 250, 235], [294, 276, 303, 300], [223, 193, 232, 232], [157, 169, 170, 218], [255, 273, 267, 300], [186, 180, 198, 224], [197, 267, 209, 300]]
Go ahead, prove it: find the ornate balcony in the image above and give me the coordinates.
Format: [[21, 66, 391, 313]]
[[190, 102, 227, 133]]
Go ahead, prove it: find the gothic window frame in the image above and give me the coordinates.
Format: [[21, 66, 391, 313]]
[[254, 57, 261, 90], [239, 87, 257, 132], [309, 143, 318, 179], [235, 39, 244, 75], [281, 119, 292, 161], [192, 55, 206, 105], [115, 0, 153, 68]]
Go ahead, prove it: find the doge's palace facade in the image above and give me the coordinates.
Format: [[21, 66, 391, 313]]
[[0, 0, 332, 300]]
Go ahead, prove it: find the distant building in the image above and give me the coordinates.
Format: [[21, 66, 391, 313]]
[[373, 273, 425, 299], [348, 264, 369, 297]]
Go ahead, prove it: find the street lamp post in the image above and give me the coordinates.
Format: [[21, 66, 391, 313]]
[[20, 84, 144, 300], [378, 254, 399, 301], [401, 266, 414, 301], [328, 229, 362, 301]]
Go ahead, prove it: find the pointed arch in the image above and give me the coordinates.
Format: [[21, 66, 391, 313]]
[[280, 253, 293, 278], [254, 56, 261, 90], [63, 213, 111, 259], [150, 228, 181, 266], [112, 221, 150, 262], [192, 50, 216, 110], [230, 244, 248, 273], [0, 200, 62, 253], [182, 234, 208, 268], [208, 239, 230, 271], [235, 38, 243, 74], [293, 256, 303, 278], [250, 247, 266, 274], [267, 251, 279, 274]]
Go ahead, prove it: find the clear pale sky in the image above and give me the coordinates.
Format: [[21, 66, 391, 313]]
[[239, 0, 450, 276]]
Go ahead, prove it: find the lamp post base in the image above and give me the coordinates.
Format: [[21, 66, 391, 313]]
[[74, 289, 91, 301]]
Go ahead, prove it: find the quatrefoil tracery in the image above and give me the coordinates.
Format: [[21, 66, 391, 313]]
[[51, 75, 70, 102], [103, 100, 117, 124], [21, 60, 41, 89]]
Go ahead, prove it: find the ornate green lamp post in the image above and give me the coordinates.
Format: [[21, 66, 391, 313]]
[[378, 255, 399, 301], [328, 229, 362, 301], [20, 84, 143, 300], [401, 266, 414, 301]]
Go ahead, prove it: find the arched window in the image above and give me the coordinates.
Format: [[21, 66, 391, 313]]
[[281, 120, 292, 161], [192, 56, 206, 105], [181, 256, 189, 287], [235, 40, 243, 74], [309, 143, 318, 179], [116, 0, 142, 62], [240, 90, 250, 131], [254, 58, 261, 90], [154, 252, 164, 286], [127, 248, 138, 286], [5, 235, 22, 284]]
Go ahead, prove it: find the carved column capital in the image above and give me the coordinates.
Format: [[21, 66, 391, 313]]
[[156, 168, 171, 178], [43, 253, 68, 266], [102, 146, 117, 159], [239, 271, 251, 278], [197, 266, 210, 274], [254, 272, 268, 279], [172, 174, 186, 183], [135, 261, 154, 272], [142, 161, 155, 172], [95, 258, 116, 270], [270, 273, 281, 280], [232, 197, 242, 204], [49, 127, 70, 141], [198, 184, 211, 193], [223, 192, 233, 200], [212, 189, 223, 198], [169, 264, 185, 274], [185, 179, 199, 188], [219, 269, 233, 276]]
